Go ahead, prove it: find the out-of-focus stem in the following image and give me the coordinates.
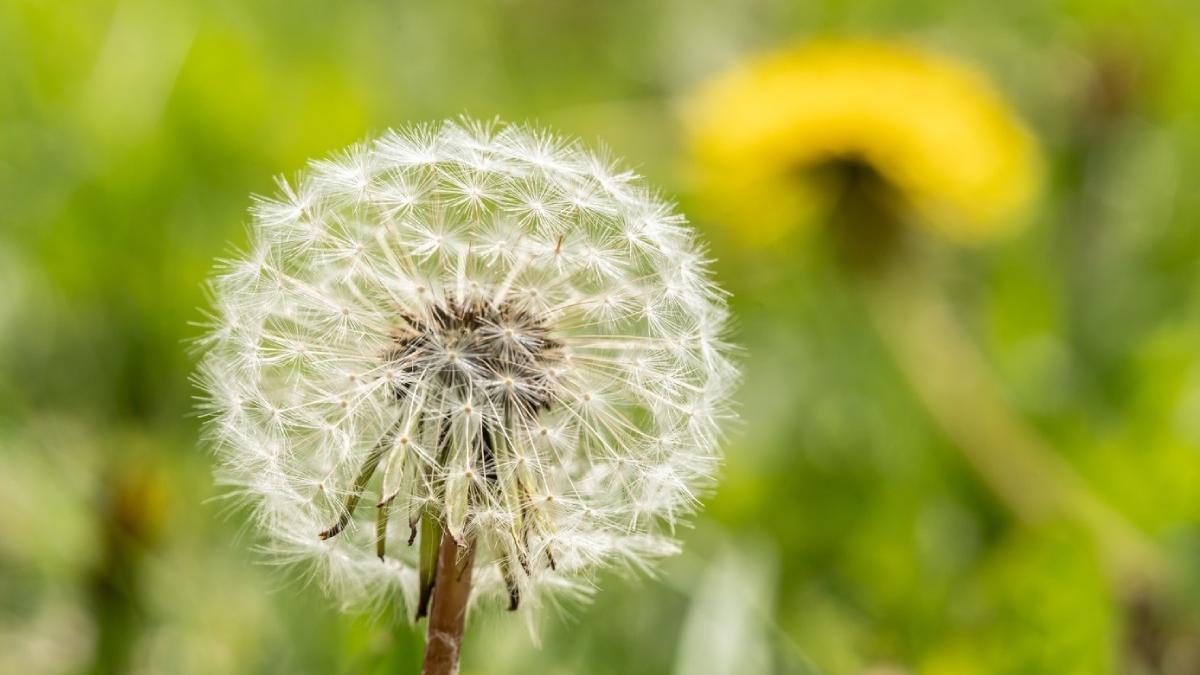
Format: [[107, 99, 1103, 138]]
[[858, 256, 1164, 590], [421, 527, 476, 675], [89, 463, 164, 675]]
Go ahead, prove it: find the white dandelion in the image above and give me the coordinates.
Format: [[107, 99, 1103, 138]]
[[195, 118, 736, 671]]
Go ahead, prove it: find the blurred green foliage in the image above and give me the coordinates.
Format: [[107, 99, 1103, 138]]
[[3, 0, 1200, 673]]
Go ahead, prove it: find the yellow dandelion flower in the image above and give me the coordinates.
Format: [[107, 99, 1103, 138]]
[[686, 40, 1040, 245]]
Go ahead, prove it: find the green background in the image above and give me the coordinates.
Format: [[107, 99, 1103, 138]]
[[3, 0, 1200, 673]]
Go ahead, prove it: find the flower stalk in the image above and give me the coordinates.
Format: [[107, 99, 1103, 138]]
[[856, 252, 1164, 588], [422, 527, 477, 675], [823, 166, 1164, 589]]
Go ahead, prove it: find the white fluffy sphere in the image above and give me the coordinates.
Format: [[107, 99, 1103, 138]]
[[196, 119, 736, 617]]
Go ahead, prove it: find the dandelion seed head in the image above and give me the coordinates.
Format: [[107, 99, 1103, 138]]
[[196, 118, 736, 616]]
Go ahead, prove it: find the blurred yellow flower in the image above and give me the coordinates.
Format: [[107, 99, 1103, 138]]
[[686, 40, 1040, 245]]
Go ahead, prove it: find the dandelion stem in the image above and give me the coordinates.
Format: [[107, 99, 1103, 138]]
[[421, 526, 476, 675], [89, 466, 157, 675], [856, 251, 1165, 590], [818, 156, 1165, 590]]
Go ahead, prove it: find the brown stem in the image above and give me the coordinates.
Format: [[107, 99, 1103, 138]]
[[421, 527, 476, 675]]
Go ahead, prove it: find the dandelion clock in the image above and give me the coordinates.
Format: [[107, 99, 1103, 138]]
[[196, 119, 736, 674]]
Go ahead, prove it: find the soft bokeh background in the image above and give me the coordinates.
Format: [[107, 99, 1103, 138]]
[[3, 1, 1200, 673]]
